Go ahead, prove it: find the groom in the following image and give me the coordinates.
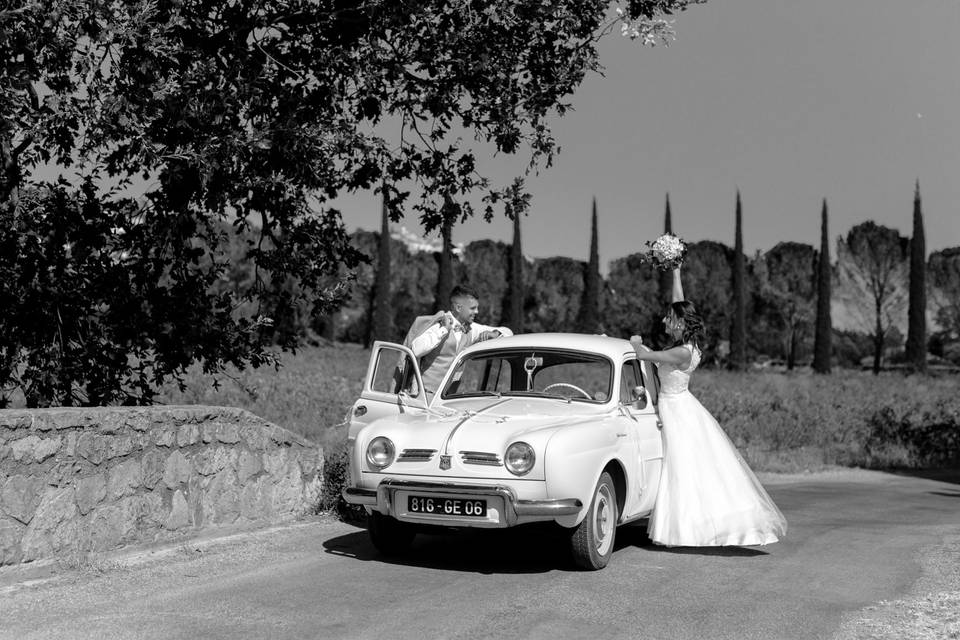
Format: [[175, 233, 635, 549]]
[[405, 285, 513, 396]]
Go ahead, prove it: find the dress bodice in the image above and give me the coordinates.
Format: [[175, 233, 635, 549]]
[[657, 344, 701, 395]]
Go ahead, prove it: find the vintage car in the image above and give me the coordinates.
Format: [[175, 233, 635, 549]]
[[341, 333, 663, 569]]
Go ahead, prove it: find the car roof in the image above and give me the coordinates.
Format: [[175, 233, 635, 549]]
[[461, 332, 635, 360]]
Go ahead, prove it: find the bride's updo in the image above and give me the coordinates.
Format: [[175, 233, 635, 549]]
[[670, 300, 705, 349]]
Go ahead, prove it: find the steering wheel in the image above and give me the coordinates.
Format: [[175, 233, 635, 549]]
[[542, 382, 592, 400]]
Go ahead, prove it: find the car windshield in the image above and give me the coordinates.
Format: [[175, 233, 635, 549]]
[[441, 348, 613, 403]]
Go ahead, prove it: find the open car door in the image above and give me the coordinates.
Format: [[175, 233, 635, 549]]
[[347, 341, 429, 441], [619, 357, 664, 519]]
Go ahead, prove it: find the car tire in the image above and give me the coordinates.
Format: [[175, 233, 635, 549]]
[[569, 471, 618, 570], [368, 511, 416, 556]]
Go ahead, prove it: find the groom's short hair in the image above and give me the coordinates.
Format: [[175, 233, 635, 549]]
[[450, 285, 479, 304]]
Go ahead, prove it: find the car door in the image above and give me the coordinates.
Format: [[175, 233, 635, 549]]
[[347, 341, 429, 441], [617, 357, 664, 518]]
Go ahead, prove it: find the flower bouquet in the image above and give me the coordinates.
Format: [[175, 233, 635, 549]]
[[644, 233, 687, 271]]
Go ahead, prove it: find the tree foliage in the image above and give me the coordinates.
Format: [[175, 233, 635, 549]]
[[729, 190, 746, 370], [928, 248, 960, 364], [841, 222, 909, 375], [576, 198, 602, 333], [905, 181, 927, 372], [812, 199, 833, 373], [368, 192, 393, 345], [754, 242, 816, 369], [506, 208, 526, 332], [434, 197, 456, 311], [0, 0, 705, 405], [605, 253, 659, 339]]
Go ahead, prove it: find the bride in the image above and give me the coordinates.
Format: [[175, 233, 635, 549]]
[[630, 266, 787, 547]]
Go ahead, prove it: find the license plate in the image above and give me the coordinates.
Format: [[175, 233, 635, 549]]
[[407, 495, 487, 517]]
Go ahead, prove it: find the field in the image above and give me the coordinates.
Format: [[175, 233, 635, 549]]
[[158, 343, 960, 477], [157, 342, 370, 453]]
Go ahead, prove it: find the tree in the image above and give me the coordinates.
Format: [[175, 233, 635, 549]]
[[755, 242, 816, 369], [905, 180, 927, 372], [679, 240, 736, 364], [812, 199, 833, 373], [527, 257, 587, 332], [577, 198, 602, 333], [434, 196, 456, 312], [368, 192, 393, 345], [605, 253, 659, 340], [460, 239, 509, 325], [928, 248, 960, 363], [0, 0, 707, 404], [507, 210, 526, 333], [839, 222, 909, 374], [729, 190, 747, 370]]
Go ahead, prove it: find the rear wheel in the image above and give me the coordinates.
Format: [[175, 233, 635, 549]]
[[368, 511, 416, 556], [569, 471, 618, 570]]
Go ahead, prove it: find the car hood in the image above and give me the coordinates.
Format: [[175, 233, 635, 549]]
[[358, 396, 613, 480]]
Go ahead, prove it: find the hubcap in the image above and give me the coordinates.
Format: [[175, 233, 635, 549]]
[[594, 484, 614, 554]]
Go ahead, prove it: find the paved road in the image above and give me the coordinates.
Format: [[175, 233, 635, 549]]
[[1, 470, 958, 640]]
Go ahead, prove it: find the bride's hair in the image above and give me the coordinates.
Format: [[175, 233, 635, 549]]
[[669, 300, 705, 350]]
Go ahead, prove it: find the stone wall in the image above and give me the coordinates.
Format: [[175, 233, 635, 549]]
[[0, 406, 323, 565]]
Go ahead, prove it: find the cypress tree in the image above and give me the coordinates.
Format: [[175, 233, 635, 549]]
[[729, 190, 746, 370], [508, 210, 525, 332], [576, 198, 601, 333], [905, 180, 927, 372], [368, 190, 393, 345], [812, 198, 833, 373], [659, 192, 674, 305], [434, 195, 456, 311]]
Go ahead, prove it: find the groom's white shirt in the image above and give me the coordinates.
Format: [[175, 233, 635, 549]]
[[410, 312, 513, 357]]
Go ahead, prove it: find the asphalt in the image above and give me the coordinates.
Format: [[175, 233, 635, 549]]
[[0, 469, 958, 640]]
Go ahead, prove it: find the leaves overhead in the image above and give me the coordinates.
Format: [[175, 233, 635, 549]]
[[0, 0, 704, 405]]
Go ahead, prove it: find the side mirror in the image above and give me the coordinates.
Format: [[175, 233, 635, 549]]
[[632, 386, 648, 410]]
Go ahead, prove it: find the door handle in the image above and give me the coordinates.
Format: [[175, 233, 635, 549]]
[[354, 405, 367, 417], [616, 432, 628, 438]]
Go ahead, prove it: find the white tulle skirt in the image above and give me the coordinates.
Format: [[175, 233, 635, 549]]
[[648, 390, 788, 547]]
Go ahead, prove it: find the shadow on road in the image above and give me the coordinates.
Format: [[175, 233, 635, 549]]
[[322, 520, 767, 572]]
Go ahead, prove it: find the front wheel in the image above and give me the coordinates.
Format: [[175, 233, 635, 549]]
[[368, 511, 416, 556], [569, 471, 618, 570]]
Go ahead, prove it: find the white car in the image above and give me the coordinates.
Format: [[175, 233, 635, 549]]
[[341, 333, 663, 569]]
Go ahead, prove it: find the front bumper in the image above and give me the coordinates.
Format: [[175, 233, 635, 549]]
[[342, 479, 582, 528]]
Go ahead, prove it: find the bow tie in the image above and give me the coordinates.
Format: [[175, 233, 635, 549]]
[[453, 322, 471, 333]]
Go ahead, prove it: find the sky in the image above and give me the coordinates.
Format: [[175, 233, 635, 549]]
[[334, 0, 960, 271]]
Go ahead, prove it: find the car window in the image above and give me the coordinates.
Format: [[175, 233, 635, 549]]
[[371, 348, 421, 396], [448, 355, 512, 396], [620, 360, 644, 404], [443, 348, 612, 402]]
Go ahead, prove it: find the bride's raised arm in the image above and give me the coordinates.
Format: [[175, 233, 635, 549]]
[[672, 267, 684, 303]]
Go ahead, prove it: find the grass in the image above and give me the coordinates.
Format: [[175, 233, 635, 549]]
[[156, 342, 369, 452], [159, 343, 960, 474]]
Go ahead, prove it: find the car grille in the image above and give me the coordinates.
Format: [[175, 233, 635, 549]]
[[459, 451, 503, 466], [397, 448, 437, 462]]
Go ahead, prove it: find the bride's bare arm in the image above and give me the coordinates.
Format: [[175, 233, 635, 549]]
[[629, 336, 692, 368], [672, 267, 684, 303]]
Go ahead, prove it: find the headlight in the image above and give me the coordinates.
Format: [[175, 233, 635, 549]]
[[505, 441, 535, 476], [366, 437, 395, 470]]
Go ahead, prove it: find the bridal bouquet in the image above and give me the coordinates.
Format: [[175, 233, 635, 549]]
[[644, 233, 687, 271]]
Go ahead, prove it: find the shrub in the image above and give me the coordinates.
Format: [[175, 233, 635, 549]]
[[319, 439, 366, 522]]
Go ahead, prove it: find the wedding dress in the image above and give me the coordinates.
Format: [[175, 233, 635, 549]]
[[648, 344, 788, 546]]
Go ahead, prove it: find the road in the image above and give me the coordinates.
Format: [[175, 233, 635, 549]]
[[1, 470, 958, 640]]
